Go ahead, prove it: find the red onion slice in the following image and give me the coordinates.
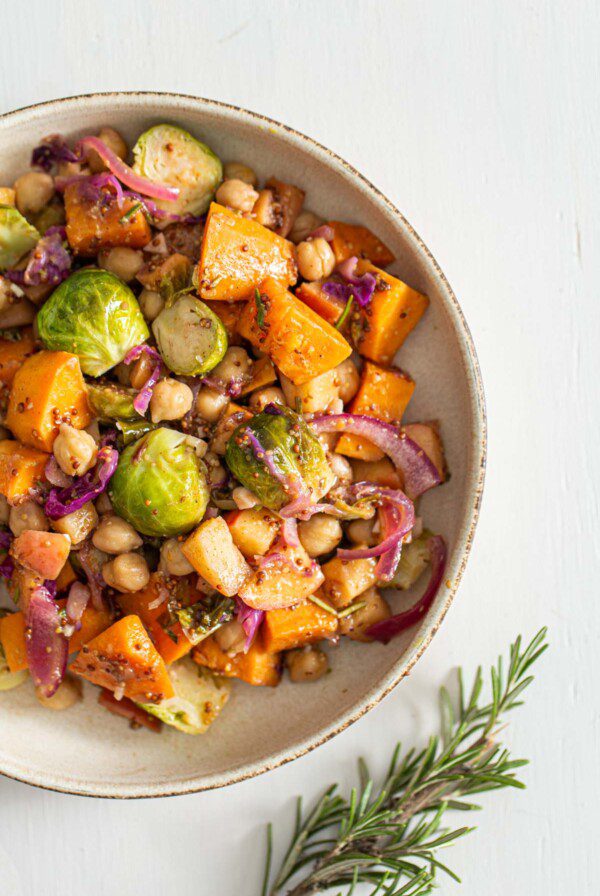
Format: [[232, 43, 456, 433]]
[[77, 542, 107, 611], [280, 518, 300, 548], [26, 583, 68, 697], [235, 597, 265, 652], [309, 224, 335, 241], [45, 456, 73, 488], [310, 414, 441, 499], [337, 488, 414, 564], [123, 343, 163, 415], [77, 137, 179, 202], [367, 535, 448, 643]]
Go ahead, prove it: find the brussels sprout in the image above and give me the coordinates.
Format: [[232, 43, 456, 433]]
[[37, 269, 149, 376], [137, 657, 230, 735], [0, 205, 40, 269], [116, 418, 155, 445], [108, 427, 209, 536], [86, 381, 138, 421], [152, 294, 227, 376], [392, 531, 433, 590], [0, 639, 28, 691], [225, 406, 335, 511], [132, 124, 222, 216]]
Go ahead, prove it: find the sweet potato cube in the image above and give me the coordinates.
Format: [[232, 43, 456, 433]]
[[6, 350, 91, 452], [0, 440, 48, 502], [70, 615, 174, 703], [182, 517, 251, 597], [403, 422, 446, 482], [197, 202, 297, 301], [239, 543, 324, 610], [238, 277, 352, 385], [64, 181, 151, 256], [225, 507, 279, 558], [193, 633, 281, 687], [327, 222, 395, 268], [336, 361, 415, 461], [0, 329, 35, 387], [321, 555, 378, 608], [55, 559, 77, 592], [205, 300, 245, 341], [262, 598, 338, 653], [354, 261, 429, 364], [10, 530, 70, 580], [295, 280, 347, 329]]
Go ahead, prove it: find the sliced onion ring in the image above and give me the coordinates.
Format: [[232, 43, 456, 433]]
[[337, 489, 414, 563], [77, 136, 179, 202], [367, 535, 448, 643]]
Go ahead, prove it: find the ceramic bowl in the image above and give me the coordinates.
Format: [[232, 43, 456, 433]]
[[0, 93, 485, 798]]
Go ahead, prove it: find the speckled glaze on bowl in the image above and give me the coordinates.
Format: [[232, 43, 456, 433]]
[[0, 92, 486, 798]]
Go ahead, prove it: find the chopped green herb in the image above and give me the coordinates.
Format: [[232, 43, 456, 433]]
[[255, 288, 267, 331], [336, 599, 366, 619], [308, 593, 338, 615], [119, 202, 143, 224], [335, 293, 354, 330]]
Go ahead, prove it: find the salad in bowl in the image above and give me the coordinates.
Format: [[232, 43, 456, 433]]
[[0, 121, 447, 737]]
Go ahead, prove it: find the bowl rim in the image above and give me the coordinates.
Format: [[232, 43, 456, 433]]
[[0, 91, 487, 799]]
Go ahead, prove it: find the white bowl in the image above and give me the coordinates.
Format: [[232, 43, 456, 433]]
[[0, 93, 486, 798]]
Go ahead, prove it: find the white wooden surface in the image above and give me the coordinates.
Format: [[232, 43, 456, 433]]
[[0, 1, 597, 893]]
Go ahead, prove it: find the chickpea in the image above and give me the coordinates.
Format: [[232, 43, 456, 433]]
[[211, 346, 252, 386], [0, 495, 9, 525], [232, 487, 259, 510], [346, 518, 377, 546], [95, 491, 113, 515], [87, 127, 128, 174], [289, 210, 323, 244], [248, 386, 286, 413], [335, 359, 360, 404], [207, 460, 227, 489], [223, 162, 258, 186], [0, 187, 16, 206], [160, 538, 194, 576], [150, 378, 194, 423], [329, 453, 353, 484], [53, 423, 98, 477], [338, 587, 391, 642], [296, 237, 335, 281], [214, 619, 246, 656], [98, 247, 144, 282], [215, 178, 259, 213], [35, 675, 82, 710], [52, 502, 98, 545], [102, 552, 150, 593], [9, 500, 49, 536], [129, 352, 154, 389], [92, 513, 143, 554], [286, 646, 329, 682], [115, 361, 131, 386], [195, 387, 229, 424], [298, 514, 343, 558], [14, 172, 54, 215], [138, 288, 164, 322]]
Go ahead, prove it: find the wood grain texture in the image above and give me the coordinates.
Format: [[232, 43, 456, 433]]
[[0, 0, 598, 893]]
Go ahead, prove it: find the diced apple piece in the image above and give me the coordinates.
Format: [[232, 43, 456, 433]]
[[239, 543, 324, 610], [182, 517, 251, 597], [321, 554, 378, 608], [279, 367, 340, 414], [225, 507, 279, 558], [350, 457, 402, 489], [10, 530, 70, 580], [403, 422, 446, 482], [338, 587, 391, 641]]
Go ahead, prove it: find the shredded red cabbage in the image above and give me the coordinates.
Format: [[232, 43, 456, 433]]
[[280, 518, 300, 548], [31, 134, 79, 172], [123, 344, 163, 415], [322, 256, 377, 308], [45, 445, 118, 520], [0, 530, 14, 579], [235, 597, 264, 652], [45, 455, 73, 488], [6, 226, 72, 289], [26, 582, 68, 697], [201, 373, 247, 398], [367, 536, 448, 643], [77, 542, 106, 611]]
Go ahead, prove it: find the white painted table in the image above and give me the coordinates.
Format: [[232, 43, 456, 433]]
[[0, 1, 597, 893]]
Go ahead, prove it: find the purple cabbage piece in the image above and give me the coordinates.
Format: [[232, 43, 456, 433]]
[[31, 134, 79, 172], [0, 530, 13, 579], [45, 445, 118, 520], [12, 226, 71, 288], [235, 597, 264, 652], [322, 274, 377, 308]]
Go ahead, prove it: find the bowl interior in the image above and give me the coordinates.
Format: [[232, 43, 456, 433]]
[[0, 94, 484, 797]]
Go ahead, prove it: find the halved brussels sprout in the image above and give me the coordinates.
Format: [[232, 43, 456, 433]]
[[0, 205, 40, 269], [108, 427, 209, 537], [132, 124, 222, 216], [152, 294, 227, 376], [116, 418, 155, 445], [137, 657, 230, 735], [225, 406, 335, 511], [37, 269, 149, 376], [86, 381, 138, 421], [392, 531, 433, 590], [0, 639, 28, 691]]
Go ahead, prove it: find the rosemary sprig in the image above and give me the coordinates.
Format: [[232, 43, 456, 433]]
[[263, 628, 547, 896], [335, 294, 354, 330]]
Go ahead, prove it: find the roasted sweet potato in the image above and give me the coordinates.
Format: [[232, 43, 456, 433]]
[[5, 350, 91, 452], [238, 277, 352, 385], [0, 329, 35, 387], [64, 181, 151, 256], [353, 261, 429, 364], [192, 632, 281, 687], [262, 599, 338, 653], [295, 280, 347, 329], [205, 300, 245, 341], [0, 440, 48, 502], [197, 203, 297, 301], [336, 361, 415, 460], [327, 221, 395, 267], [10, 530, 70, 580], [70, 615, 174, 703]]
